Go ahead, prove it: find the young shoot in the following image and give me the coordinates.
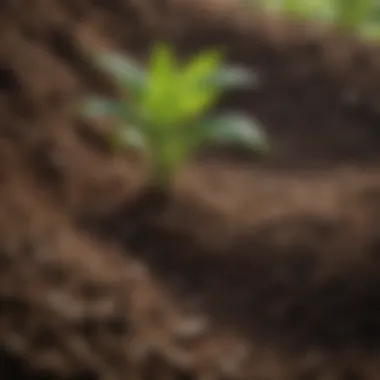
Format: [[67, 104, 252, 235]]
[[80, 43, 269, 189]]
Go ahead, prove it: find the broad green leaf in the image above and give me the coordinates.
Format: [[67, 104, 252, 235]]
[[172, 50, 225, 121], [200, 113, 269, 151], [81, 96, 145, 132], [178, 50, 223, 107], [176, 87, 220, 121], [95, 53, 147, 97], [147, 43, 177, 96], [182, 49, 223, 84], [142, 43, 180, 127]]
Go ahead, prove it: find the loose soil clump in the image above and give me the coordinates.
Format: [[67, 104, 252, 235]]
[[1, 1, 380, 379]]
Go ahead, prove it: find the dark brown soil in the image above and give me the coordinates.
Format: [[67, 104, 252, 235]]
[[2, 0, 380, 379]]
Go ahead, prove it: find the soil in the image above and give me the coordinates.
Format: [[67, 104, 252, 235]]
[[2, 0, 380, 379]]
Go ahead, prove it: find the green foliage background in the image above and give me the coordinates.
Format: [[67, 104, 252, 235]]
[[248, 0, 380, 39]]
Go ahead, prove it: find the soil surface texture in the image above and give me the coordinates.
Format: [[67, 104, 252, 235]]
[[1, 1, 380, 379]]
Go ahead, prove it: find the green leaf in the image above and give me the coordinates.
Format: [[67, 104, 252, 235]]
[[182, 50, 223, 84], [176, 86, 220, 122], [110, 125, 148, 151], [148, 42, 178, 73], [79, 96, 146, 130], [79, 96, 122, 119], [174, 50, 224, 121], [95, 52, 147, 97], [200, 113, 269, 152], [141, 43, 180, 127], [205, 66, 258, 90]]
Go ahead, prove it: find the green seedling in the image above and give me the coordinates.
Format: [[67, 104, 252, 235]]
[[80, 43, 268, 189]]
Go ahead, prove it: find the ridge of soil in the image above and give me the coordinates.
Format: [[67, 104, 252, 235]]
[[1, 0, 380, 379], [82, 167, 380, 352]]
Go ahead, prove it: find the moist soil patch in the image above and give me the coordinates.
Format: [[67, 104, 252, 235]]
[[2, 0, 380, 379]]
